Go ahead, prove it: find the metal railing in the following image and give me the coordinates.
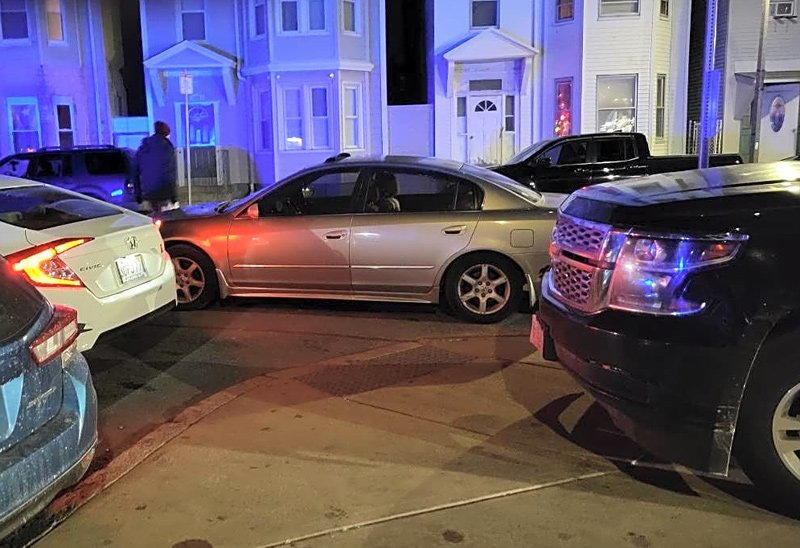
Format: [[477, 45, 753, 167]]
[[686, 119, 724, 155]]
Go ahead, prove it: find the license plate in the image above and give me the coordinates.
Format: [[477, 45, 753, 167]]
[[530, 314, 545, 352], [116, 254, 147, 284]]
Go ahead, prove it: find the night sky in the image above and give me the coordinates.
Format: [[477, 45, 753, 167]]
[[117, 0, 428, 115]]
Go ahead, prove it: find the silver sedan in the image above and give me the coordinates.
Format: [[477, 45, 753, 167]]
[[159, 156, 563, 323]]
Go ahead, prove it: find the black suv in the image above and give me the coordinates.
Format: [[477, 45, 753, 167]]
[[534, 162, 800, 503], [0, 145, 138, 210]]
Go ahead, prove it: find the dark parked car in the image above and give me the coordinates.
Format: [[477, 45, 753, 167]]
[[493, 132, 743, 194], [532, 162, 800, 504], [0, 145, 139, 210], [0, 258, 97, 540]]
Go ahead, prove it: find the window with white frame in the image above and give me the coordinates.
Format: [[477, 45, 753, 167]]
[[342, 0, 357, 33], [471, 0, 498, 28], [55, 101, 75, 148], [259, 90, 271, 150], [655, 74, 666, 139], [659, 0, 669, 17], [770, 0, 796, 16], [342, 84, 362, 149], [597, 75, 637, 133], [310, 87, 330, 149], [283, 88, 304, 149], [504, 96, 515, 132], [7, 99, 41, 152], [252, 0, 267, 37], [46, 0, 64, 41], [0, 0, 29, 40], [280, 0, 299, 32], [456, 97, 467, 134], [557, 0, 574, 21], [309, 0, 325, 30], [180, 0, 206, 40], [599, 0, 639, 16], [554, 78, 573, 136], [178, 102, 216, 146]]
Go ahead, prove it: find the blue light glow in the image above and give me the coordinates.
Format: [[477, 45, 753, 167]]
[[111, 189, 124, 197]]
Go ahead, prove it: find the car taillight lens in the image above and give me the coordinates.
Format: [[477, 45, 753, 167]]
[[30, 306, 80, 366], [608, 232, 747, 316], [7, 238, 92, 287]]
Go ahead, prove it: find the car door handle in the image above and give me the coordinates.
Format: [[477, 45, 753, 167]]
[[443, 225, 467, 235], [324, 231, 347, 240]]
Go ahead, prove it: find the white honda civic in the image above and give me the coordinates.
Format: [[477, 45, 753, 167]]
[[0, 176, 177, 351]]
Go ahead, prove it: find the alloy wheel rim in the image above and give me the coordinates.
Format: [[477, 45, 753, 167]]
[[173, 257, 205, 304], [457, 263, 510, 315], [771, 382, 800, 482]]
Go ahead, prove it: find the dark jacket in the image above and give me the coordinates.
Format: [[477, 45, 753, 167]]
[[134, 134, 177, 202]]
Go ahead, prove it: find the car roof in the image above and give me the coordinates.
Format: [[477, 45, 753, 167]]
[[334, 155, 465, 170], [0, 175, 41, 189]]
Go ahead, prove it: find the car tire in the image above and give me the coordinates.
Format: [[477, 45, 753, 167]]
[[168, 244, 218, 311], [444, 253, 523, 324], [736, 352, 800, 507]]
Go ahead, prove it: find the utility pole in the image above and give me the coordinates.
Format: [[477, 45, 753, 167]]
[[698, 0, 720, 169], [748, 0, 771, 163]]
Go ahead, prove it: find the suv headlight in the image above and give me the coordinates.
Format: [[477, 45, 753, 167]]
[[607, 232, 747, 316]]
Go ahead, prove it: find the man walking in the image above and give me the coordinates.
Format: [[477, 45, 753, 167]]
[[134, 121, 178, 213]]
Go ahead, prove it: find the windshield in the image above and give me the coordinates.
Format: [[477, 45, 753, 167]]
[[507, 139, 556, 165], [461, 164, 543, 204], [0, 185, 121, 230]]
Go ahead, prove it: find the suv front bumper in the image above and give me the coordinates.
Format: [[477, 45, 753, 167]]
[[537, 280, 757, 476]]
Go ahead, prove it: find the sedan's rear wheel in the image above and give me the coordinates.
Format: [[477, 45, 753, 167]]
[[168, 244, 218, 311], [444, 254, 523, 324]]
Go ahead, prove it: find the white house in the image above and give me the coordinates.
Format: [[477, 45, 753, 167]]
[[139, 0, 387, 190], [409, 0, 691, 165], [717, 0, 800, 161]]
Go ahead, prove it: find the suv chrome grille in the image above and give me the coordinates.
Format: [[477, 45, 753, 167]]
[[553, 215, 606, 256], [551, 261, 593, 305]]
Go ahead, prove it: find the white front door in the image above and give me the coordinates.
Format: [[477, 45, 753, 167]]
[[468, 96, 503, 166], [759, 84, 800, 162]]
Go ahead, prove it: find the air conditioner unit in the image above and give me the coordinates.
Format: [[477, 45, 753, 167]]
[[771, 1, 795, 17]]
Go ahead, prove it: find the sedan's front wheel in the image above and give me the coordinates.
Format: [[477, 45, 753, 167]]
[[444, 253, 523, 324], [168, 244, 218, 311]]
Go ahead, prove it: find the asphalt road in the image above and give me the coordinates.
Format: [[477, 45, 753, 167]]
[[29, 299, 800, 547]]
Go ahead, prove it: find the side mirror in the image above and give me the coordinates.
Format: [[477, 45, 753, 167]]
[[245, 203, 260, 219], [301, 186, 314, 200]]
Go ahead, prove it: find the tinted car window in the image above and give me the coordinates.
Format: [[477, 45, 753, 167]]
[[595, 138, 635, 162], [364, 169, 479, 213], [32, 154, 73, 177], [0, 155, 33, 177], [0, 186, 120, 230], [540, 142, 589, 166], [0, 259, 45, 345], [257, 170, 360, 217], [85, 151, 127, 175]]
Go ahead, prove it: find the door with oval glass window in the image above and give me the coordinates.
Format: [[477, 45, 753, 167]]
[[758, 84, 799, 162], [467, 96, 502, 166]]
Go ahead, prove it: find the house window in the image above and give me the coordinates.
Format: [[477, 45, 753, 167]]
[[283, 88, 304, 149], [7, 99, 41, 152], [554, 79, 573, 136], [557, 0, 574, 21], [471, 0, 498, 28], [599, 0, 639, 16], [180, 0, 206, 40], [469, 79, 502, 92], [597, 75, 637, 132], [0, 0, 29, 40], [56, 102, 75, 148], [259, 91, 271, 150], [770, 0, 796, 16], [46, 0, 64, 41], [281, 0, 299, 31], [343, 84, 362, 149], [659, 0, 669, 17], [252, 0, 267, 37], [342, 0, 356, 33], [655, 74, 666, 139], [504, 96, 515, 132], [179, 103, 216, 146], [309, 0, 325, 30], [457, 97, 467, 134], [311, 87, 330, 149]]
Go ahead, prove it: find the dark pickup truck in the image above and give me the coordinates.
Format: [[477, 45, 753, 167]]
[[494, 132, 742, 194], [533, 161, 800, 506]]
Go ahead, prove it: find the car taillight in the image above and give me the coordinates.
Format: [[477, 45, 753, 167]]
[[7, 238, 92, 287], [30, 306, 80, 366]]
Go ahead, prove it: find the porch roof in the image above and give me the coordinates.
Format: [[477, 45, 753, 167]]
[[443, 28, 539, 63]]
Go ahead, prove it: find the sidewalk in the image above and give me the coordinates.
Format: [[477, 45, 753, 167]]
[[36, 342, 800, 547]]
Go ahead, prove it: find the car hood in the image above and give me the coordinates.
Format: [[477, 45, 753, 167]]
[[157, 201, 222, 221]]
